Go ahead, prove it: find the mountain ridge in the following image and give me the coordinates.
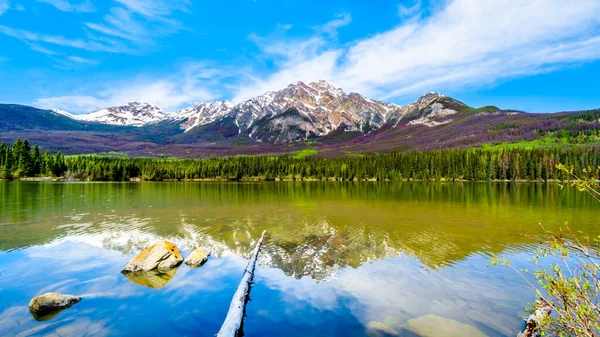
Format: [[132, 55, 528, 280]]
[[1, 81, 598, 157], [50, 80, 458, 143]]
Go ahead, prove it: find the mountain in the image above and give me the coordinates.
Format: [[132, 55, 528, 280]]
[[50, 108, 76, 119], [42, 81, 472, 143], [1, 80, 598, 157], [234, 80, 402, 143], [46, 81, 439, 140], [175, 100, 233, 132], [74, 102, 166, 126], [0, 104, 132, 132]]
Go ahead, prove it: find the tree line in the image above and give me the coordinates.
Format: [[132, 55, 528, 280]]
[[0, 139, 66, 179], [1, 138, 599, 181]]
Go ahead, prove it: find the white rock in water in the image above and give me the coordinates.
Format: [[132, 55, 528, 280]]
[[29, 293, 81, 315], [121, 240, 183, 273], [403, 314, 489, 337], [184, 248, 210, 268]]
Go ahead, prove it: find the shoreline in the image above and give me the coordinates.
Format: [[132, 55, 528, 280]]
[[7, 176, 582, 183]]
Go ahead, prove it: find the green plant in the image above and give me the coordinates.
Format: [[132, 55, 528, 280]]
[[491, 164, 600, 336]]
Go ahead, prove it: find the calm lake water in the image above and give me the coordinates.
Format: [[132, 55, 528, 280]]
[[0, 182, 598, 336]]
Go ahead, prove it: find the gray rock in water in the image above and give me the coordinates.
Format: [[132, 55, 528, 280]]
[[29, 292, 81, 320], [121, 240, 184, 273], [184, 248, 210, 268]]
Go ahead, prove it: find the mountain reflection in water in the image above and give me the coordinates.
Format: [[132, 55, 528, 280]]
[[0, 182, 598, 336]]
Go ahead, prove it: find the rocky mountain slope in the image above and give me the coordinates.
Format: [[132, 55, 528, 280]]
[[50, 80, 471, 143], [1, 81, 598, 156], [176, 100, 233, 132]]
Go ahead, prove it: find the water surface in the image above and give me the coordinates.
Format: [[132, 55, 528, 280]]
[[0, 182, 598, 336]]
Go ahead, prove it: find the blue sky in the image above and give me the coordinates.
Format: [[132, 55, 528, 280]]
[[0, 0, 599, 113]]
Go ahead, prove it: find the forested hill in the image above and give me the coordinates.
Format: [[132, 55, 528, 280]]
[[1, 139, 598, 182]]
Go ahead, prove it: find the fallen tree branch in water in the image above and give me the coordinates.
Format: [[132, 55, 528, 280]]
[[517, 299, 552, 337], [216, 230, 266, 337]]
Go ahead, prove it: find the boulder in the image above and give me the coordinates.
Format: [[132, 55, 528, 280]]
[[29, 292, 81, 321], [184, 248, 210, 268], [121, 240, 183, 273]]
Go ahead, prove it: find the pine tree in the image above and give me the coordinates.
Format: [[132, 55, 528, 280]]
[[32, 145, 42, 176]]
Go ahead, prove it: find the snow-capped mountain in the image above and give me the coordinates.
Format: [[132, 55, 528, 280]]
[[75, 102, 166, 126], [223, 81, 464, 143], [175, 101, 233, 132], [50, 108, 76, 119], [47, 81, 467, 143], [232, 80, 403, 142]]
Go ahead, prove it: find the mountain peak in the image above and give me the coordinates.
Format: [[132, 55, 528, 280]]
[[308, 80, 345, 96], [50, 108, 75, 118], [75, 101, 165, 126], [176, 100, 234, 132], [416, 92, 445, 104], [43, 82, 462, 136]]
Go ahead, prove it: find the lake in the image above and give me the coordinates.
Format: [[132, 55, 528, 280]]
[[0, 182, 598, 336]]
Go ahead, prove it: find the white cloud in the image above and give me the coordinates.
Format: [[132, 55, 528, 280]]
[[34, 62, 233, 113], [26, 43, 57, 54], [0, 0, 8, 15], [319, 12, 352, 38], [0, 24, 134, 53], [234, 21, 343, 102], [66, 55, 98, 64], [2, 0, 189, 57], [114, 0, 190, 20], [34, 95, 106, 113], [36, 0, 95, 13], [233, 0, 600, 103], [84, 1, 188, 45], [398, 0, 422, 18], [50, 55, 100, 69]]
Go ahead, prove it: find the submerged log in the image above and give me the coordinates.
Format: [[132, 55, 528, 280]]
[[216, 230, 266, 337], [517, 299, 552, 337]]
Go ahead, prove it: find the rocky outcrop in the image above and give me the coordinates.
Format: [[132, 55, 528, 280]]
[[184, 248, 210, 268], [121, 240, 183, 273], [29, 292, 81, 321]]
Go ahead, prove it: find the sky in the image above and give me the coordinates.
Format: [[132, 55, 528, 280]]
[[0, 0, 599, 114]]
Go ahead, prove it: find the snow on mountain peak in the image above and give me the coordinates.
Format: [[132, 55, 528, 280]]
[[42, 81, 452, 139], [76, 102, 166, 127], [50, 108, 75, 118], [176, 100, 234, 132]]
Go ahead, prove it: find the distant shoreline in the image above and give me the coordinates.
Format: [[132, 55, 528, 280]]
[[7, 176, 580, 183]]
